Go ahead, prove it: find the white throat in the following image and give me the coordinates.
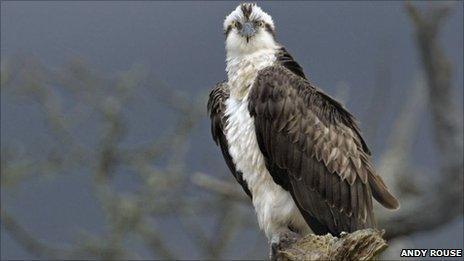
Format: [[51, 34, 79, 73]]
[[226, 47, 277, 100]]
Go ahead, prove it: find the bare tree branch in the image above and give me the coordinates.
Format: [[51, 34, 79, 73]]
[[378, 2, 463, 239], [0, 210, 68, 259], [191, 172, 249, 202]]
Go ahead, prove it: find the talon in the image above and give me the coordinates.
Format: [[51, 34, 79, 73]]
[[269, 241, 279, 261], [269, 231, 301, 260], [280, 231, 301, 245]]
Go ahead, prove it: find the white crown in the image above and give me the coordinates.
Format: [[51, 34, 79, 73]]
[[223, 4, 275, 31]]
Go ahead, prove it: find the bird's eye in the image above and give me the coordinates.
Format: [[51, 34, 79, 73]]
[[255, 20, 264, 27], [235, 21, 242, 29]]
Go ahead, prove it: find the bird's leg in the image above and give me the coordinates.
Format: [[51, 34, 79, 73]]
[[269, 228, 301, 261]]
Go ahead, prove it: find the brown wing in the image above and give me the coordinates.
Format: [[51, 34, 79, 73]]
[[248, 66, 399, 235], [208, 81, 252, 198]]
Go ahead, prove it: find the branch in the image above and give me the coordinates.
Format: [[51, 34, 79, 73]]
[[0, 209, 73, 259], [276, 229, 387, 261], [191, 172, 249, 202], [378, 2, 463, 239], [376, 74, 427, 197]]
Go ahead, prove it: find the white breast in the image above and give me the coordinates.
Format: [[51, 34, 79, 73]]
[[226, 49, 276, 99], [224, 50, 310, 240]]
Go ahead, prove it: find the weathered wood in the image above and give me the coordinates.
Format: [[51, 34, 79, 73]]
[[276, 229, 388, 261]]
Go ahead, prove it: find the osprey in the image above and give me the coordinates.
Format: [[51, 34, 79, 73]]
[[208, 2, 399, 253]]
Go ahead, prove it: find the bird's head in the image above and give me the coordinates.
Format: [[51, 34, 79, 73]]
[[224, 3, 277, 56]]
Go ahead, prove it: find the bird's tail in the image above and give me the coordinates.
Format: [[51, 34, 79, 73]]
[[369, 174, 400, 210]]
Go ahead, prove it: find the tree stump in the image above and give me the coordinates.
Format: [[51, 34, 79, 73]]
[[276, 229, 388, 261]]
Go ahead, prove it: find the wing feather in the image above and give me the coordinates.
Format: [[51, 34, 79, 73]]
[[249, 65, 399, 235], [208, 82, 252, 199]]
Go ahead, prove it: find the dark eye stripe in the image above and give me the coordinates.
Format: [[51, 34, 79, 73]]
[[265, 23, 275, 38], [225, 25, 232, 36]]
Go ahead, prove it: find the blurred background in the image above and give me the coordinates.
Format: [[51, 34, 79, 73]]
[[1, 1, 463, 260]]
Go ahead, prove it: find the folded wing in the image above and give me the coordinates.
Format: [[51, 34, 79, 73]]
[[248, 66, 399, 235]]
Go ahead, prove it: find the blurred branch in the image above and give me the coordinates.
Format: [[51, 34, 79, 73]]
[[135, 222, 175, 259], [378, 2, 463, 239], [1, 58, 209, 259], [191, 172, 248, 202], [377, 74, 427, 197], [208, 199, 240, 259], [0, 210, 68, 259]]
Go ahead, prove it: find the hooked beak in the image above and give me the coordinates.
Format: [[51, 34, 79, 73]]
[[239, 22, 256, 42]]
